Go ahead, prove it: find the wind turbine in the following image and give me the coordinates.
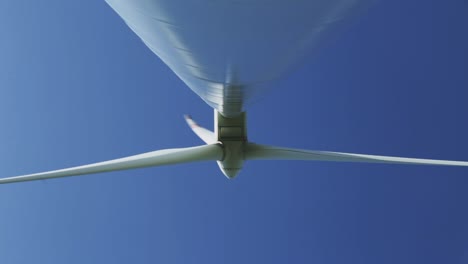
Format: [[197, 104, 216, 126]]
[[2, 0, 467, 184]]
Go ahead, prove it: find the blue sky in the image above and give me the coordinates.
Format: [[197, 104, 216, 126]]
[[1, 1, 468, 263]]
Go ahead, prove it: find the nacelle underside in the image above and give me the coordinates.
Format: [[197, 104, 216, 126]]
[[215, 111, 247, 178]]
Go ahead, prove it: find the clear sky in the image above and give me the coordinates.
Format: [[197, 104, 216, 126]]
[[1, 1, 468, 263]]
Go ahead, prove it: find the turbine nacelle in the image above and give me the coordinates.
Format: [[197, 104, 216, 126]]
[[213, 111, 247, 179], [184, 111, 247, 178]]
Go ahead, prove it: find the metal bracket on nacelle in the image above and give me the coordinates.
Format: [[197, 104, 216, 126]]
[[214, 110, 247, 142]]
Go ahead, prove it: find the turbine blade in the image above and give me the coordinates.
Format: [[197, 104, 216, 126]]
[[184, 115, 217, 144], [0, 144, 223, 184], [245, 143, 468, 167]]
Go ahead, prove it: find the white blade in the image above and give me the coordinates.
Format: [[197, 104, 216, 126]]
[[245, 143, 468, 167], [0, 144, 223, 184], [184, 115, 217, 144]]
